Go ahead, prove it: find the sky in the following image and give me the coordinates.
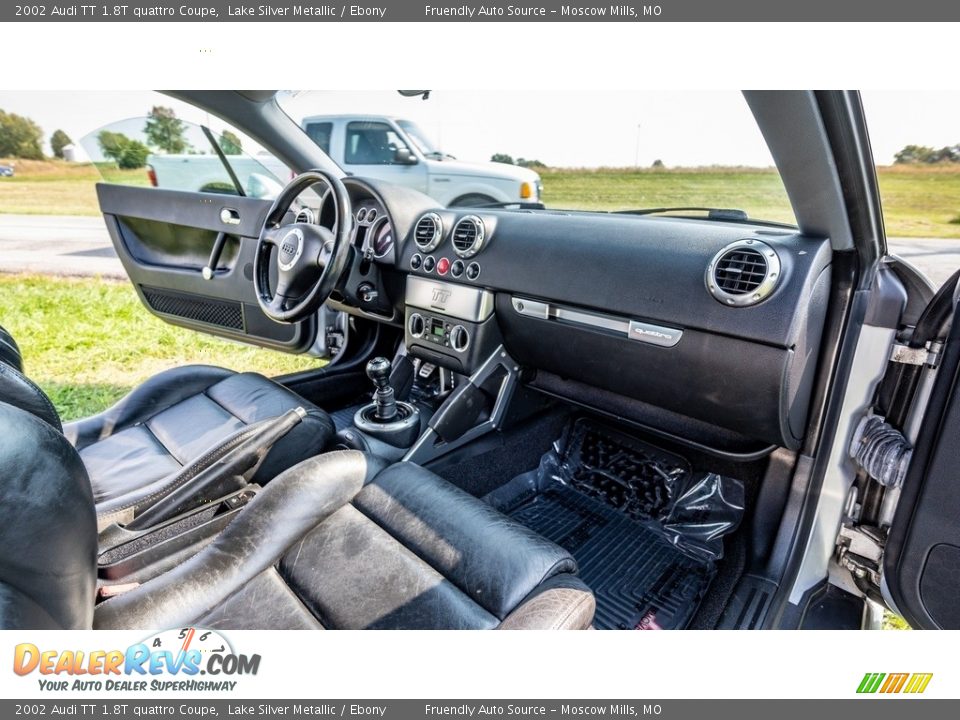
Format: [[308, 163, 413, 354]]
[[0, 90, 957, 168]]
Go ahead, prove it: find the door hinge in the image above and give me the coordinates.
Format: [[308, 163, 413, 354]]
[[836, 523, 885, 588], [889, 340, 943, 368]]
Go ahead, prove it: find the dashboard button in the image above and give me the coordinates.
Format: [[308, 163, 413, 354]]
[[451, 259, 465, 278], [423, 256, 436, 273], [436, 257, 451, 276], [410, 253, 423, 270], [466, 262, 481, 281]]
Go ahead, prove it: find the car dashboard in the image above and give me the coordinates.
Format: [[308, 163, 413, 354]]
[[332, 178, 832, 453]]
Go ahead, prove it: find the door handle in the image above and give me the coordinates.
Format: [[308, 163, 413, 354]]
[[203, 232, 228, 280], [219, 207, 241, 226]]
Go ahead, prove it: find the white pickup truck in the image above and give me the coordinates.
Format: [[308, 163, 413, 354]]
[[146, 114, 543, 208], [301, 115, 542, 207]]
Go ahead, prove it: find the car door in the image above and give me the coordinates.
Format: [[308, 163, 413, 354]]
[[80, 116, 342, 358], [341, 119, 429, 193], [883, 275, 960, 629]]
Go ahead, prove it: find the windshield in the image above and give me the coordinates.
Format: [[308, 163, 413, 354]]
[[396, 119, 442, 156], [278, 90, 796, 225]]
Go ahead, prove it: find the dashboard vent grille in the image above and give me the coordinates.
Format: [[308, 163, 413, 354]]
[[414, 212, 443, 253], [707, 240, 781, 307], [452, 215, 486, 258], [715, 248, 767, 294]]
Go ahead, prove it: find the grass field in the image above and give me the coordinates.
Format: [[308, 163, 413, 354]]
[[2, 159, 960, 237], [0, 274, 322, 421], [0, 159, 150, 216]]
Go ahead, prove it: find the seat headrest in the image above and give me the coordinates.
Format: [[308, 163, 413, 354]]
[[0, 402, 97, 629]]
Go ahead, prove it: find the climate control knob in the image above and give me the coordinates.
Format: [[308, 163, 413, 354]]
[[409, 313, 425, 338], [450, 325, 470, 352]]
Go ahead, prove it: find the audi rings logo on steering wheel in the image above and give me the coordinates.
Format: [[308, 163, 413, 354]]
[[277, 228, 304, 272]]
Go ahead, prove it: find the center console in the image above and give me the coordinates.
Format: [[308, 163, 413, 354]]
[[404, 276, 502, 374]]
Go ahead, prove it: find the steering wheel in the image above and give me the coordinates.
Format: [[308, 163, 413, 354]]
[[254, 170, 352, 323]]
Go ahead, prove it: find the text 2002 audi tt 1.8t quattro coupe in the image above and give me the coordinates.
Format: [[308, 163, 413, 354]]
[[2, 90, 958, 630]]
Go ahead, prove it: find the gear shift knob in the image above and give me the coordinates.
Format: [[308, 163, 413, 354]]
[[366, 357, 392, 390], [366, 357, 397, 421]]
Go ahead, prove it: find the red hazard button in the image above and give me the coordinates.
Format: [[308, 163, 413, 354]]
[[436, 257, 451, 276]]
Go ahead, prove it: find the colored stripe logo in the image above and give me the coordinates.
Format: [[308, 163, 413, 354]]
[[857, 672, 933, 694]]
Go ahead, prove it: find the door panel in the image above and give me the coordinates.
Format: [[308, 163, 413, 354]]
[[97, 183, 317, 353], [884, 297, 960, 629]]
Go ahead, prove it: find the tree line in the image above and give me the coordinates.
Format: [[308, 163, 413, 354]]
[[0, 109, 71, 160], [894, 144, 960, 164]]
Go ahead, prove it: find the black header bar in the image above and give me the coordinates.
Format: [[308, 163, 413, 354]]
[[5, 0, 960, 22]]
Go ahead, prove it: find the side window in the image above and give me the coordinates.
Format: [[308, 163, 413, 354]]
[[304, 121, 333, 154], [345, 121, 409, 165], [79, 111, 289, 200]]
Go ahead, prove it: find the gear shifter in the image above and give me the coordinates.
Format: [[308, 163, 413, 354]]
[[367, 357, 397, 422], [352, 357, 421, 448]]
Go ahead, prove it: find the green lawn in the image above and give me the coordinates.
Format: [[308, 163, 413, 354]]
[[0, 274, 322, 421], [0, 159, 150, 216], [539, 165, 960, 238]]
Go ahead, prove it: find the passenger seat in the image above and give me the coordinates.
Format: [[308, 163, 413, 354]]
[[0, 402, 595, 630]]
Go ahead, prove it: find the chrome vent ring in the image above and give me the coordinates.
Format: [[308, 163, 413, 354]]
[[452, 215, 486, 258], [414, 212, 443, 253], [706, 239, 781, 307]]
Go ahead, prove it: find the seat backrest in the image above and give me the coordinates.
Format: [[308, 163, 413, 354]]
[[0, 325, 61, 432], [0, 402, 97, 629]]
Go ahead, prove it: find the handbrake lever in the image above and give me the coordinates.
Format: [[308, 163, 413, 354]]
[[124, 407, 307, 530]]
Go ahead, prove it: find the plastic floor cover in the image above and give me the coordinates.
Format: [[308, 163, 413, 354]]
[[486, 419, 745, 630]]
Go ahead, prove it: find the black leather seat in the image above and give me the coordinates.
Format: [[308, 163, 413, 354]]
[[0, 402, 595, 630], [0, 325, 334, 520]]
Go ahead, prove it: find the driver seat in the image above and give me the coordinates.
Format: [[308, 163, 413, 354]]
[[0, 324, 335, 522]]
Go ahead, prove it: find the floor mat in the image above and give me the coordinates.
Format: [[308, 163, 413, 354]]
[[505, 484, 714, 630], [490, 418, 743, 630]]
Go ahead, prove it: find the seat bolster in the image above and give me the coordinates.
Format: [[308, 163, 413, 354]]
[[0, 362, 61, 432], [64, 365, 235, 450], [497, 575, 596, 630], [354, 462, 579, 620], [94, 451, 387, 629], [0, 324, 24, 373]]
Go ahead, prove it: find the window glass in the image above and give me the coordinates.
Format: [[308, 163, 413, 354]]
[[397, 120, 441, 157], [279, 90, 796, 224], [304, 121, 332, 154], [345, 121, 410, 165], [77, 98, 288, 200]]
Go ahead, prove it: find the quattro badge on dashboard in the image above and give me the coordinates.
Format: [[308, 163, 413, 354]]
[[627, 321, 683, 348]]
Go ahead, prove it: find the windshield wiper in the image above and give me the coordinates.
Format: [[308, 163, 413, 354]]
[[613, 206, 749, 221]]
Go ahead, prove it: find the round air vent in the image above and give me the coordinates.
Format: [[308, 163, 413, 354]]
[[295, 207, 316, 224], [451, 215, 486, 258], [414, 212, 443, 253], [706, 239, 781, 307]]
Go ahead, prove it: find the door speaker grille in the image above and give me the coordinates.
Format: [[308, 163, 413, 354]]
[[141, 286, 244, 330]]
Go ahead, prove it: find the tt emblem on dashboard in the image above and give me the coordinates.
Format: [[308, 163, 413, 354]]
[[432, 287, 452, 304]]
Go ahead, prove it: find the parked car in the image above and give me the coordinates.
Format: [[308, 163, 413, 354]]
[[0, 163, 14, 177], [301, 114, 542, 207], [2, 90, 958, 632]]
